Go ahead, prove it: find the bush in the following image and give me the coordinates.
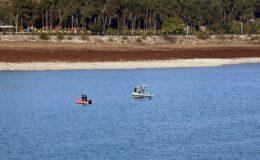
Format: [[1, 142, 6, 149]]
[[215, 35, 226, 41], [136, 38, 142, 43], [251, 36, 260, 41], [122, 36, 129, 41], [162, 35, 177, 43], [108, 37, 114, 42], [141, 35, 147, 40], [38, 32, 50, 40], [121, 28, 131, 35], [66, 36, 73, 40], [106, 28, 118, 35], [57, 32, 64, 41], [90, 24, 103, 35], [196, 32, 210, 40], [80, 33, 89, 41]]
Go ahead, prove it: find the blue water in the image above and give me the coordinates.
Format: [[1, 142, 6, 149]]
[[0, 64, 260, 160]]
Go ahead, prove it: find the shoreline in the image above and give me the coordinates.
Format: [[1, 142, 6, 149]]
[[0, 41, 259, 71], [1, 58, 260, 71]]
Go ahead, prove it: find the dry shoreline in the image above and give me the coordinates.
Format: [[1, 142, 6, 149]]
[[0, 41, 260, 70], [1, 58, 260, 71]]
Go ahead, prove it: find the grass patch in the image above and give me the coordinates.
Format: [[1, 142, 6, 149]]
[[196, 32, 210, 40], [122, 36, 129, 41], [108, 37, 114, 42], [80, 34, 89, 41], [162, 35, 177, 43], [38, 32, 50, 40], [66, 36, 73, 40], [57, 33, 64, 41], [136, 38, 142, 43]]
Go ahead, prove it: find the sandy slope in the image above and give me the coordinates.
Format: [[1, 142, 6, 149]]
[[1, 58, 260, 71]]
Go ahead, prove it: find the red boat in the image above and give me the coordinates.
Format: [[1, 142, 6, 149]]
[[75, 99, 94, 105]]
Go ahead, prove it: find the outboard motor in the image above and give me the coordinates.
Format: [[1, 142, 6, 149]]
[[88, 100, 92, 104]]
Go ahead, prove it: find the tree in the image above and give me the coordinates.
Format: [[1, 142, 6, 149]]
[[162, 17, 185, 34]]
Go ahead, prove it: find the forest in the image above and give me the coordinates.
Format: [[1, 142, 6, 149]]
[[0, 0, 260, 35]]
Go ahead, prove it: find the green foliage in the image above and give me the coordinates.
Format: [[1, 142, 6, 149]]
[[196, 32, 210, 40], [38, 32, 50, 40], [90, 24, 103, 35], [162, 17, 184, 34], [121, 28, 131, 35], [230, 21, 241, 34], [1, 0, 259, 35], [106, 28, 118, 35]]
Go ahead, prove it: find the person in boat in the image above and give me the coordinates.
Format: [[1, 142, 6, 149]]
[[134, 87, 137, 93], [81, 94, 85, 101], [84, 95, 88, 101]]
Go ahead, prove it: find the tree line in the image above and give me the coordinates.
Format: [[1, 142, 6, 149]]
[[0, 0, 260, 35]]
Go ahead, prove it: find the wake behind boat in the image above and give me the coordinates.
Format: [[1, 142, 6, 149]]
[[132, 84, 154, 98]]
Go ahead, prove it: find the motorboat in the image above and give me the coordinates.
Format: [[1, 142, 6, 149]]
[[132, 84, 154, 98], [75, 99, 94, 105]]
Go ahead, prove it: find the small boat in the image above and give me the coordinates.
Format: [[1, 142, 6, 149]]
[[75, 99, 94, 105], [132, 84, 154, 98]]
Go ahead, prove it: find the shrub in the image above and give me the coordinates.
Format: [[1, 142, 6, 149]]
[[251, 36, 260, 41], [90, 24, 103, 35], [136, 38, 142, 43], [141, 35, 147, 40], [57, 32, 64, 41], [66, 36, 73, 40], [106, 28, 118, 35], [80, 33, 89, 41], [121, 28, 131, 35], [38, 32, 50, 40], [108, 37, 114, 42], [215, 35, 226, 41], [122, 36, 129, 41], [196, 32, 210, 40], [162, 35, 177, 43]]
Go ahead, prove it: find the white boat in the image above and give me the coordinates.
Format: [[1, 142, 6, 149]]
[[132, 84, 154, 98], [132, 92, 154, 98]]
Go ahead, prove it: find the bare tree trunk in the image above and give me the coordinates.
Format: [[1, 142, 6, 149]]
[[42, 14, 45, 30], [108, 15, 112, 26], [58, 10, 62, 29], [131, 14, 137, 35], [240, 21, 243, 34], [153, 13, 157, 30], [123, 17, 126, 28], [14, 14, 18, 34], [149, 11, 152, 32], [117, 18, 120, 35], [50, 14, 53, 30], [71, 15, 74, 29], [45, 10, 48, 30]]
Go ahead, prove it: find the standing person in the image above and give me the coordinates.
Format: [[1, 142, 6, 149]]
[[84, 95, 88, 101], [81, 94, 84, 101]]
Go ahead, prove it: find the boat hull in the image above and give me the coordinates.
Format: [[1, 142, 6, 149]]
[[132, 92, 154, 98], [75, 99, 93, 105]]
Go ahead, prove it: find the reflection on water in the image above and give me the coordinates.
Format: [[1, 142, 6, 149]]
[[0, 64, 260, 160]]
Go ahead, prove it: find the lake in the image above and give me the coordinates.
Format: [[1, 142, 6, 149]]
[[0, 64, 260, 160]]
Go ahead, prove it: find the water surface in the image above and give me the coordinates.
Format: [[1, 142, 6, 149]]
[[0, 64, 260, 160]]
